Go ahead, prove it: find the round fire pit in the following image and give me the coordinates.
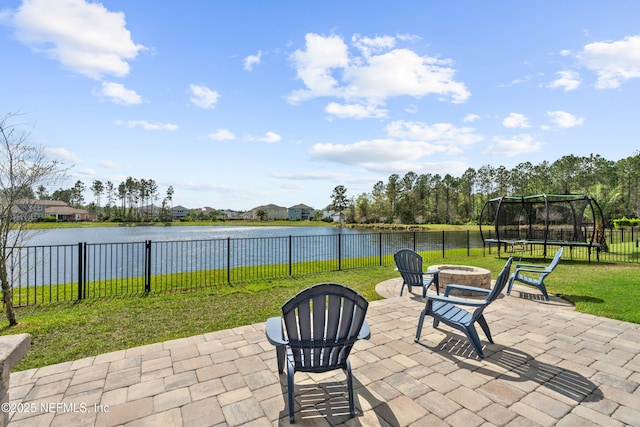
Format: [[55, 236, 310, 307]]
[[428, 264, 492, 296]]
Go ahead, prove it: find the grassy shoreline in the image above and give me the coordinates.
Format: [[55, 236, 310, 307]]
[[26, 219, 334, 229]]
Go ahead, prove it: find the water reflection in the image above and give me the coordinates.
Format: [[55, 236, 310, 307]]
[[26, 225, 364, 245]]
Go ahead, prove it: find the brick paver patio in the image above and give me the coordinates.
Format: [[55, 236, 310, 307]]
[[6, 279, 640, 426]]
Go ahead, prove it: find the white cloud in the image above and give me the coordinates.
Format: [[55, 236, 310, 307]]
[[579, 35, 640, 89], [309, 139, 451, 167], [271, 171, 349, 180], [288, 33, 350, 103], [483, 134, 543, 157], [502, 113, 531, 129], [547, 110, 585, 128], [44, 147, 81, 163], [279, 182, 305, 190], [97, 82, 142, 105], [325, 102, 387, 119], [258, 131, 281, 143], [499, 74, 532, 87], [78, 167, 96, 176], [208, 129, 235, 141], [463, 114, 480, 123], [189, 84, 219, 109], [307, 120, 483, 173], [10, 0, 144, 79], [351, 33, 396, 57], [385, 120, 484, 145], [547, 70, 581, 91], [115, 120, 178, 131], [288, 32, 469, 108], [99, 160, 121, 168], [244, 50, 262, 71], [404, 104, 418, 114], [310, 138, 467, 174], [343, 48, 470, 103]]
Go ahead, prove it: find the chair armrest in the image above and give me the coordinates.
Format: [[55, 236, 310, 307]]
[[396, 268, 439, 276], [358, 320, 371, 340], [265, 317, 288, 346], [444, 284, 491, 297], [514, 266, 548, 274], [427, 294, 486, 307], [514, 263, 546, 269]]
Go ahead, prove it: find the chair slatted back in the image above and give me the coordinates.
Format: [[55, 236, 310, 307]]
[[394, 249, 424, 287], [486, 257, 513, 303], [546, 247, 564, 272], [471, 257, 513, 320], [282, 283, 368, 372]]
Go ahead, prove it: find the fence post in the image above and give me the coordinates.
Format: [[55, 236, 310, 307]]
[[467, 230, 470, 256], [77, 242, 83, 300], [413, 231, 417, 252], [227, 237, 231, 283], [289, 235, 292, 276], [442, 231, 445, 258], [379, 232, 383, 266], [145, 240, 152, 293], [338, 233, 342, 270]]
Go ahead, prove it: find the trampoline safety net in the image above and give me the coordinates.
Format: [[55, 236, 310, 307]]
[[479, 194, 604, 244]]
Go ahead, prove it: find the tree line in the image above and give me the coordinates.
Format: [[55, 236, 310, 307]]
[[337, 152, 640, 226], [36, 178, 175, 222]]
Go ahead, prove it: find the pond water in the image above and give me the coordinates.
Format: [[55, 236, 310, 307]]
[[24, 225, 365, 246]]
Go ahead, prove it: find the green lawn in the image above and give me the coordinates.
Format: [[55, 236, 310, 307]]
[[2, 253, 639, 371]]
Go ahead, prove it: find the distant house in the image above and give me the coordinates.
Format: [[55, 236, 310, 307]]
[[220, 209, 244, 220], [140, 204, 162, 218], [46, 204, 97, 222], [13, 199, 96, 222], [322, 210, 342, 222], [251, 204, 288, 220], [192, 206, 217, 220], [288, 204, 314, 220], [11, 199, 47, 221], [171, 205, 190, 221]]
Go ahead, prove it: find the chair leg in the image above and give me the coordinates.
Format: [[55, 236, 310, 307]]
[[287, 361, 295, 423], [400, 283, 407, 296], [345, 359, 356, 418], [463, 326, 484, 358], [476, 316, 493, 343], [506, 273, 515, 295], [538, 283, 550, 301], [415, 309, 427, 342], [276, 345, 285, 373]]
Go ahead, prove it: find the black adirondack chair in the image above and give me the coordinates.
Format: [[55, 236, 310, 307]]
[[415, 257, 513, 358], [394, 249, 440, 297], [265, 283, 370, 423]]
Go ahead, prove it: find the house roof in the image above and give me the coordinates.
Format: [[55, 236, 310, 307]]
[[289, 204, 314, 210], [46, 206, 89, 215], [253, 204, 287, 210], [16, 199, 68, 207]]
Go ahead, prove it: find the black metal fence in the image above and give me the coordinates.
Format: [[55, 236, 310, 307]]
[[6, 229, 639, 306]]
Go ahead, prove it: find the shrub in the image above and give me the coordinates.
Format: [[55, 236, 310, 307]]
[[613, 217, 640, 228]]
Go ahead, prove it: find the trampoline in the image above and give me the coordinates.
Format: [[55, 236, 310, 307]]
[[480, 194, 604, 262]]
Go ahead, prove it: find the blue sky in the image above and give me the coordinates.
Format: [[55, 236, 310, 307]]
[[1, 1, 639, 211]]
